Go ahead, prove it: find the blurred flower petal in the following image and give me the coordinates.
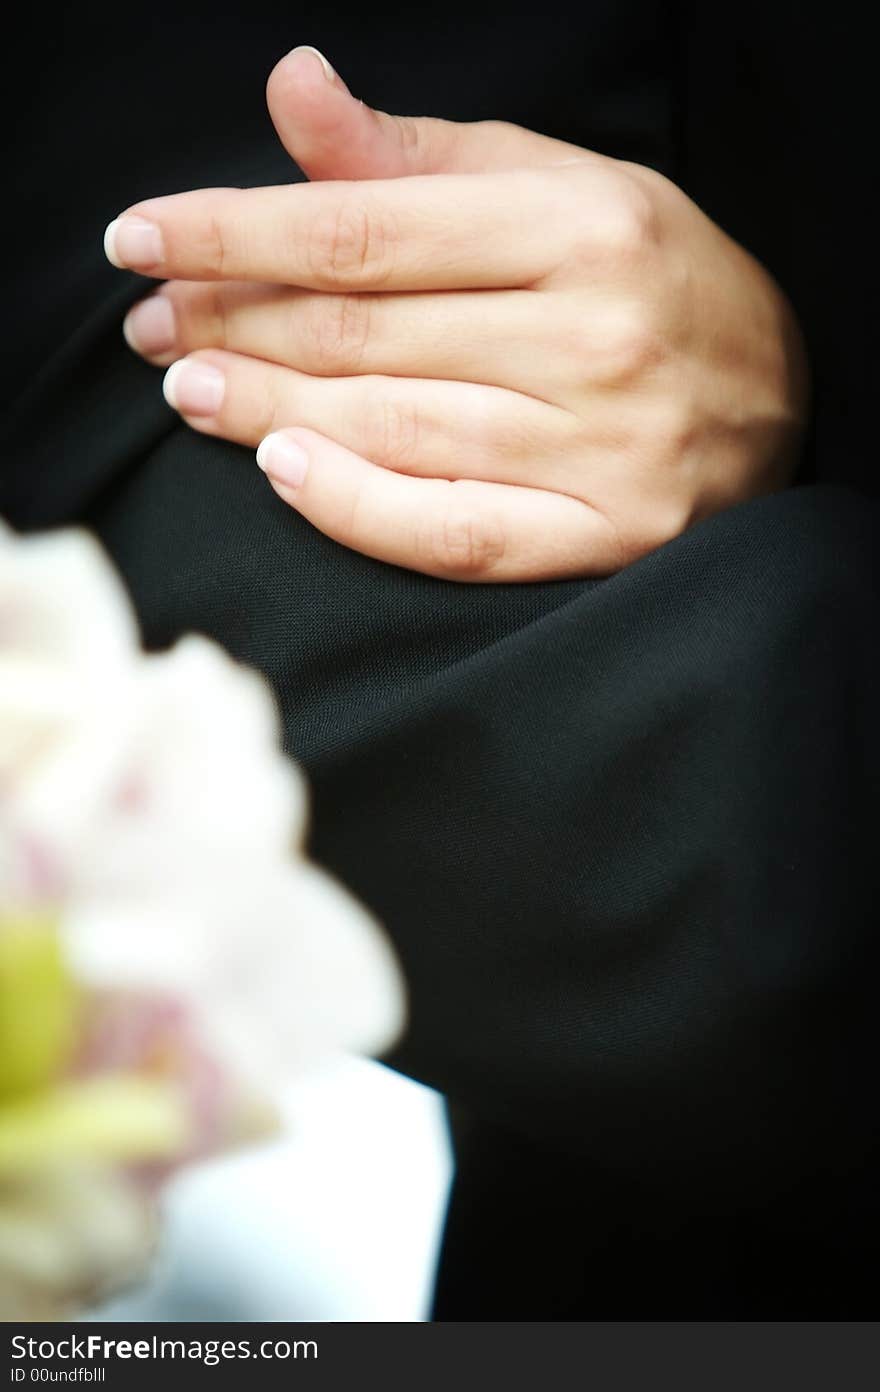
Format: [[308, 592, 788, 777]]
[[1, 518, 407, 1318], [0, 523, 138, 670], [0, 909, 76, 1099], [64, 863, 405, 1085], [0, 1165, 154, 1320], [75, 636, 308, 898], [0, 1076, 189, 1174]]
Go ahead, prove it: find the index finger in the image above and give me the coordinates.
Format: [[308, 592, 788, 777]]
[[103, 172, 573, 291]]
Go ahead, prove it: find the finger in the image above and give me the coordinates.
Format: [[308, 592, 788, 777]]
[[266, 45, 587, 180], [123, 280, 578, 400], [253, 426, 621, 581], [160, 348, 581, 492], [103, 171, 575, 289]]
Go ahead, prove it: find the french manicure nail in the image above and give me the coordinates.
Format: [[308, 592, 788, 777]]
[[123, 294, 176, 357], [288, 45, 336, 82], [163, 360, 225, 416], [256, 433, 309, 489], [104, 215, 164, 270]]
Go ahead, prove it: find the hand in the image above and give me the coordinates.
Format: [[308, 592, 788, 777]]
[[110, 47, 808, 582]]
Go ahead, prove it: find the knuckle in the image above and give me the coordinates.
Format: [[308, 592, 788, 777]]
[[391, 113, 424, 156], [568, 172, 660, 265], [202, 211, 229, 277], [365, 394, 422, 469], [641, 398, 698, 473], [420, 486, 507, 579], [603, 494, 691, 569], [307, 293, 372, 373], [250, 375, 284, 443], [180, 283, 228, 350], [605, 407, 699, 560], [599, 303, 667, 383], [307, 192, 397, 289], [475, 118, 517, 144], [484, 396, 547, 461], [343, 472, 373, 549], [607, 180, 661, 258], [208, 286, 232, 349]]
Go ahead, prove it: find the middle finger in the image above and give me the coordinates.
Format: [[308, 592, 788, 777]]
[[124, 282, 574, 401]]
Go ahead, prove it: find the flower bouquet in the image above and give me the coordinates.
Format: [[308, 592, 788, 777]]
[[0, 523, 404, 1319]]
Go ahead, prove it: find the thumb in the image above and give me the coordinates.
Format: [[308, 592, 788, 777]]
[[266, 46, 580, 181]]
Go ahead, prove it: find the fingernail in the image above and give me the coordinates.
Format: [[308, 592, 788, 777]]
[[256, 433, 309, 489], [104, 215, 164, 271], [163, 360, 225, 416], [123, 294, 176, 357], [288, 45, 336, 83]]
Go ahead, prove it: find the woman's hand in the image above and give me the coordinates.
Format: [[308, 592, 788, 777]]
[[110, 47, 808, 582]]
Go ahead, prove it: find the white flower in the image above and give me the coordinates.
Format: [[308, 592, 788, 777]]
[[1, 518, 405, 1320], [0, 1166, 156, 1321], [0, 523, 141, 887], [0, 520, 406, 1078]]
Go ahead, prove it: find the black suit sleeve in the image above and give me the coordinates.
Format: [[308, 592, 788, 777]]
[[309, 488, 878, 1207]]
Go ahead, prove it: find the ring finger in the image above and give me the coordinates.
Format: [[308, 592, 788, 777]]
[[161, 348, 582, 490]]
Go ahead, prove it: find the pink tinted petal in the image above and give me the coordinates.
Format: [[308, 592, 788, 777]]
[[74, 988, 276, 1189]]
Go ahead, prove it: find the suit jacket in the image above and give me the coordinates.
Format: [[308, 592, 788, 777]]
[[2, 1, 877, 1316]]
